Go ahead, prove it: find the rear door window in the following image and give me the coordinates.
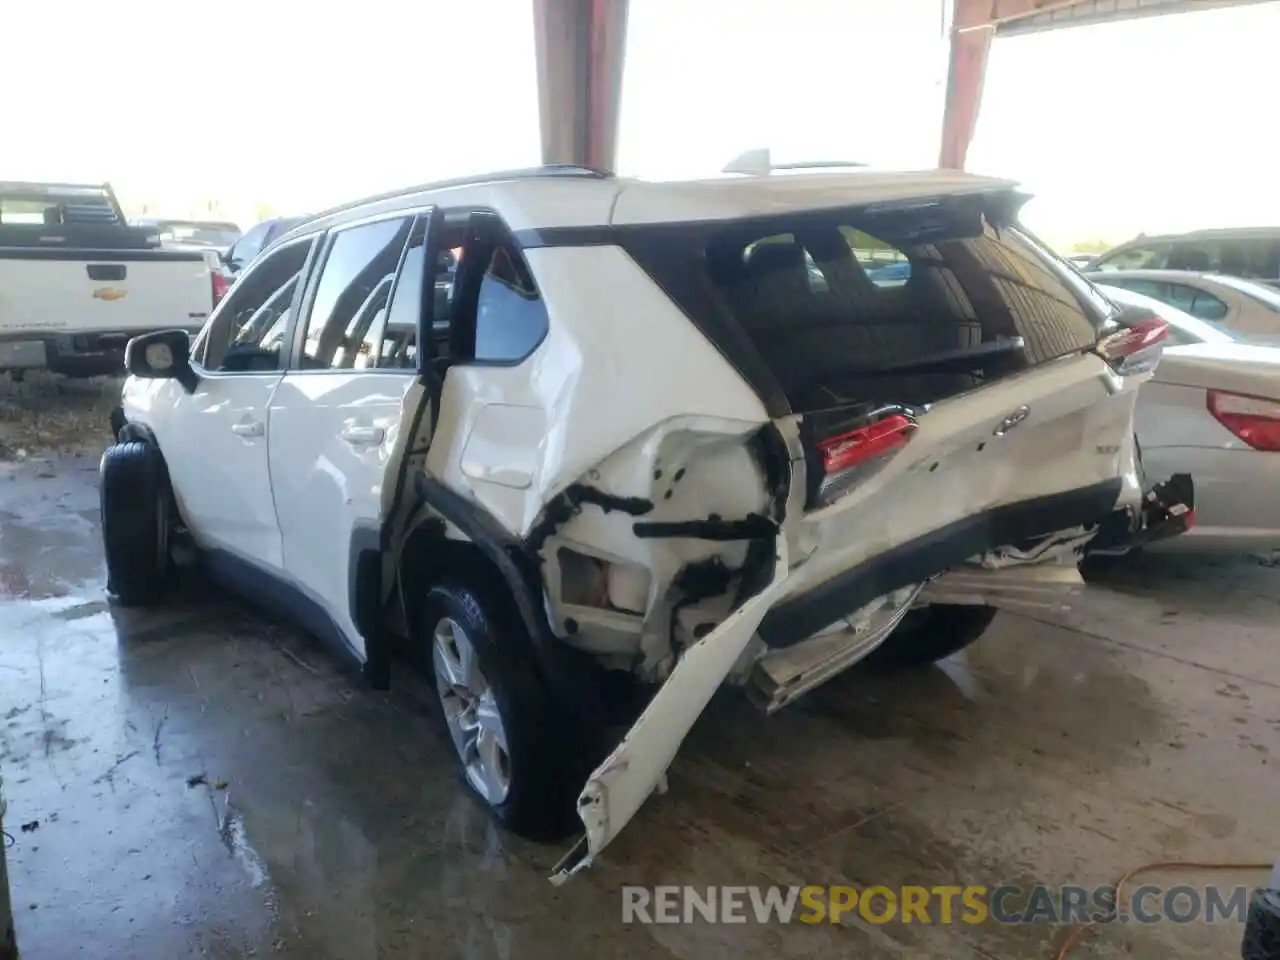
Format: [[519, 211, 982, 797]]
[[620, 197, 1105, 412], [1177, 285, 1229, 321], [296, 217, 413, 370], [1108, 278, 1172, 301]]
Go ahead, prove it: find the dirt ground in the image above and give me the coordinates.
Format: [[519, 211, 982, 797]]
[[0, 372, 120, 461], [1, 375, 1277, 959]]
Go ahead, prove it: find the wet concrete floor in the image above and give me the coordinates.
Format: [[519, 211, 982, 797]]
[[2, 453, 1278, 959]]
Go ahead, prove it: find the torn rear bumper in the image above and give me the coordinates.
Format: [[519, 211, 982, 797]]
[[1086, 472, 1195, 556], [549, 533, 792, 885], [757, 478, 1123, 649]]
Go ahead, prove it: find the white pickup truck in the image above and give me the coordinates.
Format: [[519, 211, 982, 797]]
[[0, 181, 222, 377]]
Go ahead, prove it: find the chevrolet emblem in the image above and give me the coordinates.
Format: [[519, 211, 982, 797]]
[[93, 287, 127, 301]]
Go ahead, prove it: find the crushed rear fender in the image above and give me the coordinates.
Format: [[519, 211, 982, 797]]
[[549, 533, 790, 885]]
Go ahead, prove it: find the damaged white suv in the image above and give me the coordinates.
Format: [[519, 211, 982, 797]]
[[101, 163, 1191, 881]]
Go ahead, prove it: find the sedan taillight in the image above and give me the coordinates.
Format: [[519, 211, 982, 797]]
[[1207, 389, 1280, 452]]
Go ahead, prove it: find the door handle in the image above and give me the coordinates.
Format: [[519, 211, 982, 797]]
[[341, 425, 385, 446], [231, 420, 264, 438]]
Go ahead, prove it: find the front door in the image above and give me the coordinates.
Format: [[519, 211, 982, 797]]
[[268, 212, 427, 658], [154, 235, 318, 569]]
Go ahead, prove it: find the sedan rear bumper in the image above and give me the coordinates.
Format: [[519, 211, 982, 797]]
[[1144, 446, 1280, 553]]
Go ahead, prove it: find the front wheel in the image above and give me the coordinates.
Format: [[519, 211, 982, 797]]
[[862, 603, 998, 670], [421, 582, 582, 840], [100, 441, 172, 607]]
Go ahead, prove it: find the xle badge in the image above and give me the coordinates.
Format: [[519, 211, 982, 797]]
[[994, 405, 1031, 436]]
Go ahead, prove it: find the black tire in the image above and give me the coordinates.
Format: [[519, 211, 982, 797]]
[[862, 603, 998, 670], [100, 440, 172, 607], [420, 581, 581, 841], [1242, 889, 1280, 960]]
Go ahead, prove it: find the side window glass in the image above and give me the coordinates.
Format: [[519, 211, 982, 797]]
[[1117, 279, 1168, 301], [298, 217, 412, 370], [429, 213, 548, 365], [1261, 239, 1280, 280], [1096, 244, 1167, 271], [429, 243, 461, 358], [473, 243, 549, 362], [1160, 282, 1196, 313], [199, 238, 314, 372], [363, 219, 425, 370], [1166, 241, 1213, 272], [1186, 289, 1229, 321]]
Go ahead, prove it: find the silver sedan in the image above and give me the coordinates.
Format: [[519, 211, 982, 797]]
[[1087, 269, 1280, 345], [1100, 283, 1280, 552]]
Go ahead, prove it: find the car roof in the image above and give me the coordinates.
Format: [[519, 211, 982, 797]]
[[1113, 227, 1280, 245], [276, 165, 1020, 244]]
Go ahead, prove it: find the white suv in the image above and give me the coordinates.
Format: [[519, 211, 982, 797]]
[[101, 164, 1189, 881]]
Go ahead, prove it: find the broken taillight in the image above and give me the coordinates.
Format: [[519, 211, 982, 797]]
[[814, 413, 916, 506], [1095, 314, 1169, 376], [1207, 389, 1280, 452]]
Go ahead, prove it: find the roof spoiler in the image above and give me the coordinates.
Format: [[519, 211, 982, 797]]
[[722, 148, 867, 176]]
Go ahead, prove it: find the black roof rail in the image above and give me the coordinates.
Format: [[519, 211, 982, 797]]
[[305, 164, 613, 224]]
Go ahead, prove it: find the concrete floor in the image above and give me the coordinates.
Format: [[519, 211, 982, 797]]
[[2, 451, 1278, 959]]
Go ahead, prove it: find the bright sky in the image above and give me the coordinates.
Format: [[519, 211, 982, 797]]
[[7, 0, 1278, 245]]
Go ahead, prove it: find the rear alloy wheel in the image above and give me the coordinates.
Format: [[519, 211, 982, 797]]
[[433, 616, 513, 806], [421, 583, 581, 840], [99, 440, 172, 607], [861, 603, 998, 670]]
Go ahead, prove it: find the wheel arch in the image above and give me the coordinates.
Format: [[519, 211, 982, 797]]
[[395, 476, 607, 730], [117, 419, 158, 447]]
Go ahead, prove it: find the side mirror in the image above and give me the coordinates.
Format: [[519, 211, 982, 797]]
[[124, 329, 199, 393]]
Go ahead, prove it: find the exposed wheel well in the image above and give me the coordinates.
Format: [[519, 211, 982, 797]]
[[116, 420, 157, 447], [394, 519, 613, 741], [396, 526, 516, 641]]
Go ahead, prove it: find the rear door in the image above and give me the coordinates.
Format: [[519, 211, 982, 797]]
[[267, 211, 428, 660]]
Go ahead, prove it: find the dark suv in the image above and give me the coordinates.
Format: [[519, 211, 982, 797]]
[[212, 216, 306, 305], [1092, 228, 1280, 288]]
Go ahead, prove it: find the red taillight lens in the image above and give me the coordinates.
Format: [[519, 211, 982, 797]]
[[819, 413, 916, 474], [1207, 389, 1280, 451], [211, 271, 229, 307], [1096, 315, 1168, 375]]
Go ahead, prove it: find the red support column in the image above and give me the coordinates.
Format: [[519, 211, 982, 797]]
[[939, 0, 995, 170], [532, 0, 630, 171]]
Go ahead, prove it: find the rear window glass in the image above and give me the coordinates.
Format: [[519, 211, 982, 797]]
[[1214, 273, 1280, 313], [620, 198, 1104, 412], [155, 221, 242, 249]]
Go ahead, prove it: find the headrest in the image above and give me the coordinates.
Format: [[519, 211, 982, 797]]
[[744, 241, 806, 277]]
